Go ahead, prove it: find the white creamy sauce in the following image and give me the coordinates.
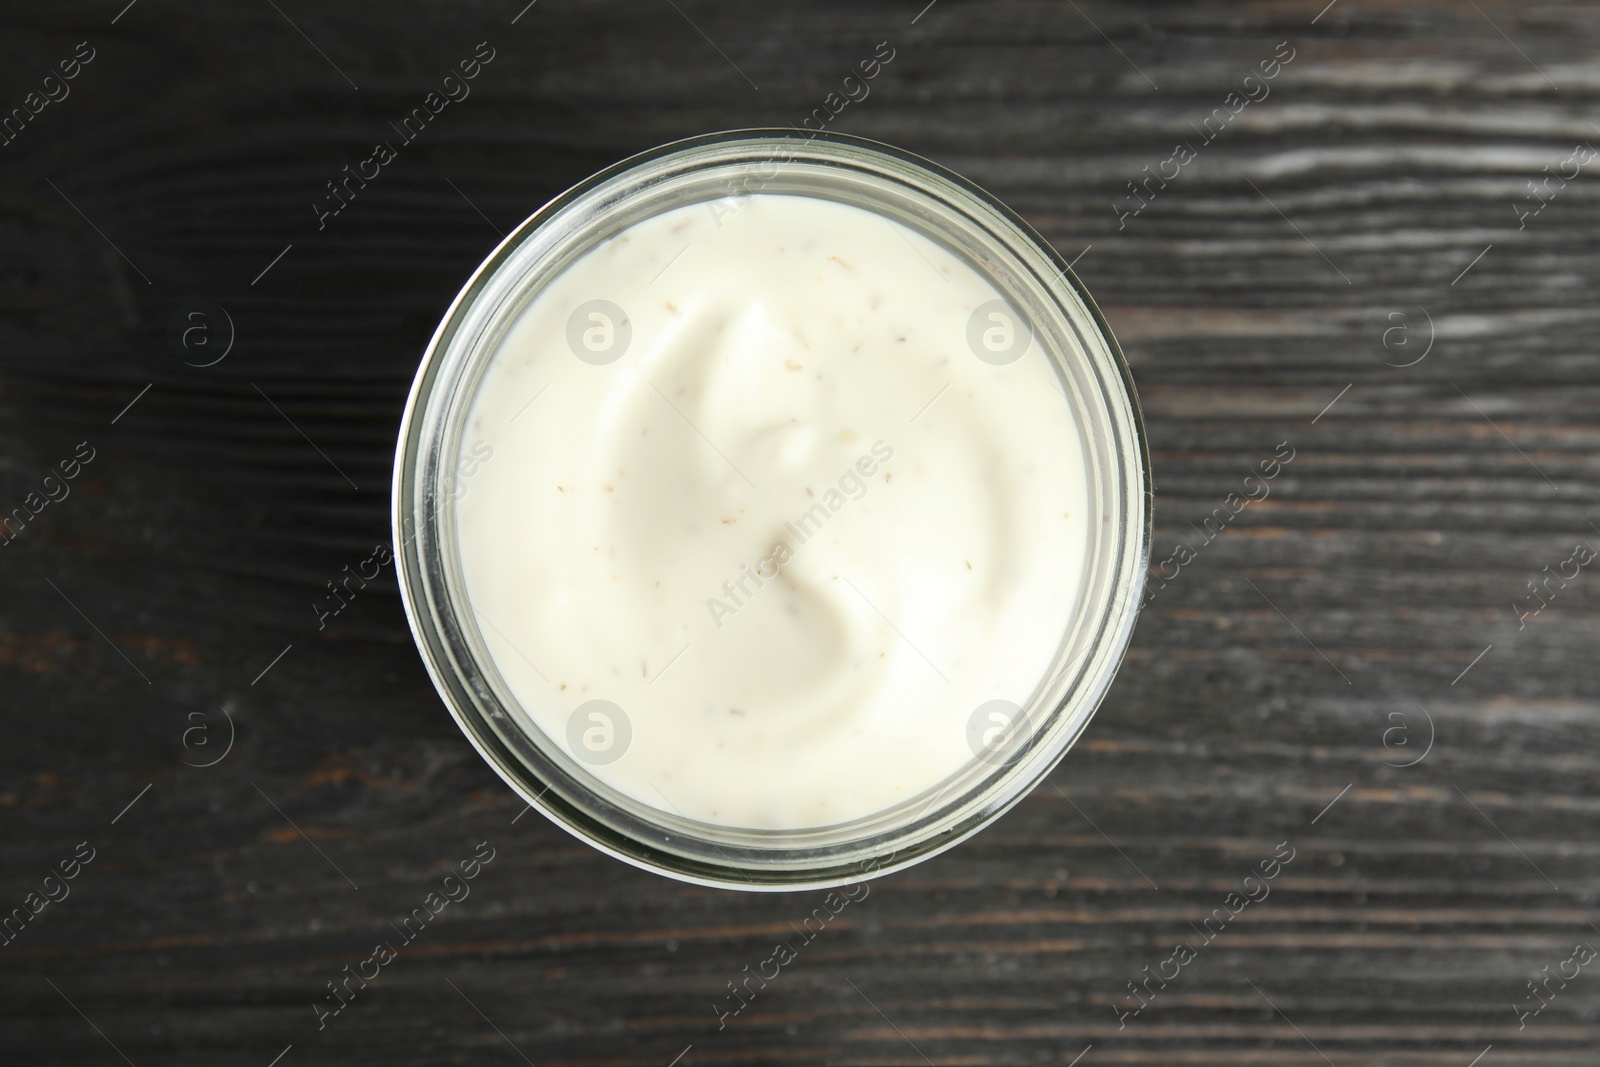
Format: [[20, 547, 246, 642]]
[[455, 193, 1088, 829]]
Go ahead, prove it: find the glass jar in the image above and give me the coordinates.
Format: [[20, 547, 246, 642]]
[[393, 130, 1149, 890]]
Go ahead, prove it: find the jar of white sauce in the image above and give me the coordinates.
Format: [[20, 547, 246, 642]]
[[395, 131, 1149, 889]]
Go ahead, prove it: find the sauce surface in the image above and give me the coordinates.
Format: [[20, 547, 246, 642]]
[[455, 193, 1088, 828]]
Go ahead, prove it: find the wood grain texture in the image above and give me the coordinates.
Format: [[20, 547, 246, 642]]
[[2, 0, 1598, 1063]]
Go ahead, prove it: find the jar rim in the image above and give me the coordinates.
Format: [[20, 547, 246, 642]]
[[393, 128, 1151, 890]]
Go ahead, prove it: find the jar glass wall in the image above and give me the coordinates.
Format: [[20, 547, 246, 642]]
[[393, 130, 1150, 890]]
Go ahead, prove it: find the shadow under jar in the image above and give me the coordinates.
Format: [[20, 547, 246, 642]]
[[393, 130, 1149, 890]]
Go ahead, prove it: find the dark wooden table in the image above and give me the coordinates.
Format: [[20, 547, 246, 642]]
[[3, 1, 1598, 1063]]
